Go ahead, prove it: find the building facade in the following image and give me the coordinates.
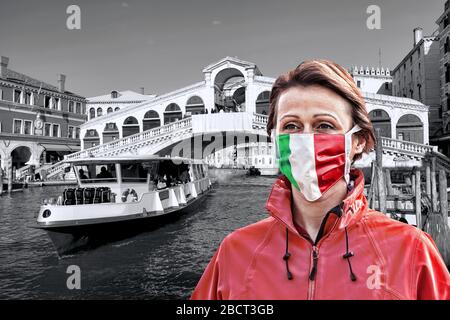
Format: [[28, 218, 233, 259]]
[[0, 56, 87, 178], [391, 28, 441, 143], [435, 0, 450, 156], [350, 66, 392, 95], [86, 90, 156, 146]]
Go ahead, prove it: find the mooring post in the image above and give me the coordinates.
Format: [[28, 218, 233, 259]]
[[431, 157, 438, 212], [415, 167, 422, 229], [385, 168, 393, 196], [0, 167, 3, 196], [7, 161, 13, 194], [375, 129, 386, 213], [438, 169, 448, 221], [425, 161, 431, 198]]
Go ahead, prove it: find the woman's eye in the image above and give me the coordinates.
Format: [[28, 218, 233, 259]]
[[283, 123, 300, 131], [317, 123, 335, 130]]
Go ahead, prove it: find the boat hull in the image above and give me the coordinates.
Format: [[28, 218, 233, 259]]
[[38, 189, 211, 256]]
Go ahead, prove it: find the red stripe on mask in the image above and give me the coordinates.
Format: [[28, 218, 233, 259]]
[[314, 134, 346, 194]]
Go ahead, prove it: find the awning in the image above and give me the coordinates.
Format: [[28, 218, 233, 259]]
[[39, 144, 81, 152]]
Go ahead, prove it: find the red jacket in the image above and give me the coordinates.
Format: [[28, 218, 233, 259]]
[[191, 169, 450, 300]]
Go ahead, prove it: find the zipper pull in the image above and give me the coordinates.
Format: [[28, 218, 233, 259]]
[[309, 246, 319, 281]]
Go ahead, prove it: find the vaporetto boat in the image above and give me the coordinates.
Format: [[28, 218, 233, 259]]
[[32, 155, 212, 256]]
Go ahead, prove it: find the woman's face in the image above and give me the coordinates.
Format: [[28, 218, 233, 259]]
[[275, 84, 364, 161]]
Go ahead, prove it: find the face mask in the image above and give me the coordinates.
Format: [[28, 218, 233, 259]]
[[275, 125, 362, 202]]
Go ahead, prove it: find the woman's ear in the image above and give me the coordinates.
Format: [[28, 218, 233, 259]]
[[351, 133, 366, 159]]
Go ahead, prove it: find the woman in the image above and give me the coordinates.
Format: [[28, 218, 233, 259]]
[[191, 60, 450, 300]]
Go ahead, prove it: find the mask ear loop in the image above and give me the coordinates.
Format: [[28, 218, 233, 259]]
[[344, 125, 363, 183]]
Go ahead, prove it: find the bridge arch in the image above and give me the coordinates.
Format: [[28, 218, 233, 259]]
[[185, 96, 205, 116], [164, 103, 182, 124], [214, 68, 246, 113], [255, 91, 270, 115], [89, 108, 95, 120], [10, 146, 32, 170], [143, 110, 161, 131], [369, 109, 391, 138], [123, 116, 140, 137], [396, 114, 423, 143]]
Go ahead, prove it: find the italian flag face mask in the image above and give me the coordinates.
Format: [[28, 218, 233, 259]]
[[275, 125, 362, 202]]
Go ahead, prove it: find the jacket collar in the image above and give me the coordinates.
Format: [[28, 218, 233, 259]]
[[265, 168, 368, 237]]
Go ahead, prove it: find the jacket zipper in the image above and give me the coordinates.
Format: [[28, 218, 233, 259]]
[[306, 212, 341, 300], [307, 246, 319, 300]]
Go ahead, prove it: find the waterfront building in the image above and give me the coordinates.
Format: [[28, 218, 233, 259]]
[[391, 28, 441, 146], [350, 66, 392, 95], [0, 56, 87, 179], [435, 0, 450, 156]]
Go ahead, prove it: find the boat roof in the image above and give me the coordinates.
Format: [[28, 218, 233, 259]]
[[64, 155, 205, 165]]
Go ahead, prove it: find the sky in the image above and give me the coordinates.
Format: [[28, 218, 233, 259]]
[[0, 0, 445, 98]]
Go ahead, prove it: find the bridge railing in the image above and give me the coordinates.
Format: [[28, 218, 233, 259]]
[[381, 137, 438, 157], [64, 117, 193, 161]]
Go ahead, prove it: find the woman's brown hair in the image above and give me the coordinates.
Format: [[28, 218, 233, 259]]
[[267, 59, 376, 160]]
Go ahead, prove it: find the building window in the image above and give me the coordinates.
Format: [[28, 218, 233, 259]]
[[25, 92, 31, 105], [446, 64, 450, 83], [23, 120, 32, 135], [68, 126, 74, 138], [68, 101, 74, 113], [385, 83, 389, 90], [43, 123, 51, 136], [52, 124, 60, 137], [357, 80, 361, 88], [54, 97, 60, 110], [75, 127, 80, 139], [107, 107, 113, 114], [97, 108, 103, 117], [114, 107, 120, 112], [14, 89, 21, 103], [89, 108, 95, 119], [76, 102, 81, 114], [44, 96, 51, 108], [13, 119, 22, 134], [446, 37, 450, 53], [0, 89, 3, 100]]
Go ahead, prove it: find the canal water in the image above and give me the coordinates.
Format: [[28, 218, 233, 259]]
[[0, 173, 275, 299]]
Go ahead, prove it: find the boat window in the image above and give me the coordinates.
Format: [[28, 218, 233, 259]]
[[121, 163, 148, 183], [75, 164, 117, 183]]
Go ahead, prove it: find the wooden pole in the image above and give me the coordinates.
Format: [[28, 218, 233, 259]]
[[7, 163, 12, 194], [375, 128, 386, 213], [425, 162, 431, 198], [438, 169, 448, 220], [385, 168, 393, 195], [368, 161, 376, 207], [0, 167, 3, 196], [415, 168, 422, 229], [411, 173, 416, 196], [431, 157, 438, 212]]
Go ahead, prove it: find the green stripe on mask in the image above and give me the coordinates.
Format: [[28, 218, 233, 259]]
[[277, 134, 300, 190]]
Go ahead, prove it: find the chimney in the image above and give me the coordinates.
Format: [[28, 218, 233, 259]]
[[139, 87, 145, 95], [58, 74, 66, 93], [1, 56, 9, 79], [413, 27, 423, 46]]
